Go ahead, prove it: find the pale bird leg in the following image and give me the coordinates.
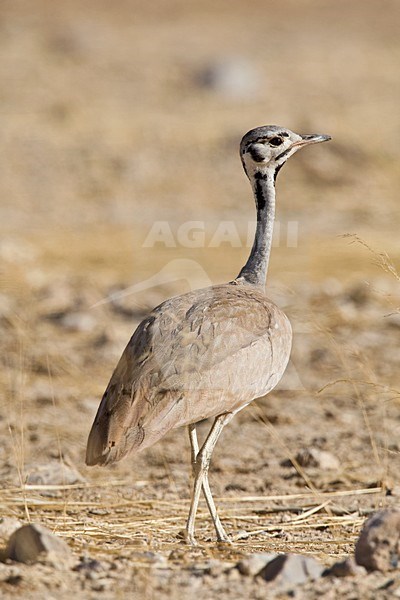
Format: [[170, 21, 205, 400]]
[[185, 413, 233, 545], [188, 423, 230, 543]]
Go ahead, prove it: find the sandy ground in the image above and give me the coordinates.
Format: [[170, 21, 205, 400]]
[[1, 0, 400, 598]]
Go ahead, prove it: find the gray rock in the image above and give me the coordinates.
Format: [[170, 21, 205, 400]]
[[324, 556, 367, 577], [237, 553, 277, 576], [257, 553, 324, 587], [5, 523, 72, 566], [355, 509, 400, 572]]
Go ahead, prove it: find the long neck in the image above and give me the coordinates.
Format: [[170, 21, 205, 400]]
[[237, 169, 276, 288]]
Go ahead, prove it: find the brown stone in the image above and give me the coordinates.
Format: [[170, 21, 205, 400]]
[[355, 509, 400, 572], [5, 523, 72, 566]]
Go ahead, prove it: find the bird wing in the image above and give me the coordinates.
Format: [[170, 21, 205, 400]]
[[86, 282, 291, 465], [148, 284, 274, 380]]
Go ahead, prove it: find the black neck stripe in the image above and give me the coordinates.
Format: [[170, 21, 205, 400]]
[[274, 163, 284, 182], [255, 179, 266, 210], [254, 171, 268, 180]]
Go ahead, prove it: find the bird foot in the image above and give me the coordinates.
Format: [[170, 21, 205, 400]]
[[216, 534, 232, 545], [214, 522, 232, 544], [182, 530, 198, 546]]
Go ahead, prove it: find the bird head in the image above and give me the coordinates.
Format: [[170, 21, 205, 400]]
[[240, 125, 331, 179]]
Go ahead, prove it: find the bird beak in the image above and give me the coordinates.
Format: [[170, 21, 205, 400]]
[[292, 133, 331, 149]]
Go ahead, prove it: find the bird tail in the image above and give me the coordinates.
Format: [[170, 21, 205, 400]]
[[85, 381, 145, 467]]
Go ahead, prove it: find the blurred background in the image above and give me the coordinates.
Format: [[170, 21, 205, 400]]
[[1, 0, 400, 574], [1, 0, 399, 280]]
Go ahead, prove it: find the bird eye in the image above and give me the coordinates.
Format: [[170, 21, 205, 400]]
[[269, 137, 283, 147]]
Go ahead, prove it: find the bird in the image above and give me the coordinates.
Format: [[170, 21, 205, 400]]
[[86, 125, 331, 545]]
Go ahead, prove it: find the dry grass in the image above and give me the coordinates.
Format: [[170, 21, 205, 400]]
[[0, 479, 383, 558]]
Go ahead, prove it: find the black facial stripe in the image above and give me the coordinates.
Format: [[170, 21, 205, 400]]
[[275, 147, 291, 161], [249, 145, 267, 162]]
